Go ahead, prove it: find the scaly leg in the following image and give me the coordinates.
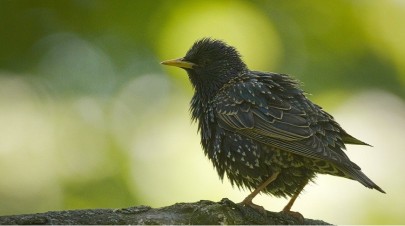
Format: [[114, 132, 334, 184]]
[[281, 178, 309, 220], [240, 171, 280, 210]]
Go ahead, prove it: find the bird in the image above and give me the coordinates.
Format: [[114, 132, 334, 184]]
[[161, 38, 385, 217]]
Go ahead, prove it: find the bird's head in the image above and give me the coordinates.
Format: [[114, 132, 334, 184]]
[[161, 38, 247, 96]]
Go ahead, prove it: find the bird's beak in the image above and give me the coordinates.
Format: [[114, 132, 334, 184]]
[[160, 58, 196, 69]]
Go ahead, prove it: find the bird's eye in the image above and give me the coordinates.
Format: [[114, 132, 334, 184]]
[[199, 58, 211, 67]]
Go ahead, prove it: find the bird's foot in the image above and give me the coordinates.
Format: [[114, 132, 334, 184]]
[[281, 210, 304, 222], [239, 199, 266, 215]]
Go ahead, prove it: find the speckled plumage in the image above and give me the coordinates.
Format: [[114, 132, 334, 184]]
[[162, 38, 384, 210]]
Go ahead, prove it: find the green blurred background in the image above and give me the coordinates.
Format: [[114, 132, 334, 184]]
[[0, 0, 404, 224]]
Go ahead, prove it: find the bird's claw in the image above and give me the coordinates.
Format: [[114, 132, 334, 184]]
[[239, 200, 267, 215]]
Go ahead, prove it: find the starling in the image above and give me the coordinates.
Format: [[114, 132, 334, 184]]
[[161, 38, 385, 216]]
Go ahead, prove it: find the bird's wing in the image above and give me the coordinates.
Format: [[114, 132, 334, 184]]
[[214, 76, 358, 168]]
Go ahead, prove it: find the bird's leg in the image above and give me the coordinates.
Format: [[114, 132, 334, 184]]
[[281, 178, 309, 220], [240, 171, 280, 211]]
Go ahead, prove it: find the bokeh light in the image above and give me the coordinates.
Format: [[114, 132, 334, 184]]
[[0, 1, 404, 224]]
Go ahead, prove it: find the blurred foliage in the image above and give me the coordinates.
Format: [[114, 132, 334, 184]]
[[0, 0, 404, 224]]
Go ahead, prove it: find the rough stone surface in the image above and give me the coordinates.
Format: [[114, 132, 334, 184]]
[[0, 198, 331, 225]]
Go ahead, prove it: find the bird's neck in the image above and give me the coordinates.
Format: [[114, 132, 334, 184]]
[[190, 91, 215, 150], [190, 90, 213, 124]]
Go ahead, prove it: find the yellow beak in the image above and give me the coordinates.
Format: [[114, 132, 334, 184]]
[[160, 58, 196, 69]]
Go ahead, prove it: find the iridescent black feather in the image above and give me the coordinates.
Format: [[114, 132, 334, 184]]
[[179, 38, 385, 197]]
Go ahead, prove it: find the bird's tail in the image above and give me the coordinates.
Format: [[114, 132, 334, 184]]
[[345, 167, 385, 193]]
